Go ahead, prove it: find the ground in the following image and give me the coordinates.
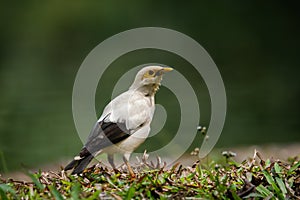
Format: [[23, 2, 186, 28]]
[[0, 144, 299, 199]]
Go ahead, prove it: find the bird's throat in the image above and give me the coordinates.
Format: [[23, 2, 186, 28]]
[[140, 84, 160, 97]]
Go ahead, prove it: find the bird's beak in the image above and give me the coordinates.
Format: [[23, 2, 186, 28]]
[[162, 67, 173, 72]]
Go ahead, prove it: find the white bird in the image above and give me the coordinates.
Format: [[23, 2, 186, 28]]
[[65, 66, 173, 176]]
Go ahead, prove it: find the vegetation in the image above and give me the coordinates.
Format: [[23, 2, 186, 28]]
[[0, 151, 299, 199]]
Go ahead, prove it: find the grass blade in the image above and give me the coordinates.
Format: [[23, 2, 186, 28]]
[[49, 185, 64, 200], [86, 190, 100, 200], [71, 182, 81, 200], [125, 185, 136, 200], [0, 184, 18, 200], [0, 185, 9, 200], [287, 161, 300, 176], [262, 170, 280, 194], [274, 162, 282, 175], [275, 177, 287, 196], [255, 184, 273, 198], [27, 173, 44, 190]]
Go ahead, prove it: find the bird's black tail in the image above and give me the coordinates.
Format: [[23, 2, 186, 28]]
[[65, 154, 94, 174]]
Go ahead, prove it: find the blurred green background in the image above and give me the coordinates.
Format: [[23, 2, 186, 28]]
[[0, 1, 299, 172]]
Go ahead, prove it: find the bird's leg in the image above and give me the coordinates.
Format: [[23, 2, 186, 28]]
[[107, 154, 116, 169], [123, 154, 135, 178], [108, 154, 120, 173]]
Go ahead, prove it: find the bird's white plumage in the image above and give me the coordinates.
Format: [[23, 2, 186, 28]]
[[97, 89, 155, 157], [65, 65, 173, 174], [99, 90, 154, 130]]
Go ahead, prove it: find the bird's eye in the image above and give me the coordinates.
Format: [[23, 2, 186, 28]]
[[148, 70, 154, 75]]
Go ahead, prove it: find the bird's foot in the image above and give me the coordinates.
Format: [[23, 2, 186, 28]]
[[129, 169, 136, 179], [125, 162, 136, 178]]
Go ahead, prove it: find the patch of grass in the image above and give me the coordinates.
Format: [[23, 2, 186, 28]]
[[0, 150, 299, 199]]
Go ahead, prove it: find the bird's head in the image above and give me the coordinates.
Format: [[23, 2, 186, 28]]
[[130, 66, 173, 93]]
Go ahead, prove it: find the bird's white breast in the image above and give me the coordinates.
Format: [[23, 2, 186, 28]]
[[98, 90, 155, 155], [99, 90, 155, 130]]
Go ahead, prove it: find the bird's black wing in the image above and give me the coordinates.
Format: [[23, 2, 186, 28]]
[[83, 119, 131, 156], [65, 118, 131, 174]]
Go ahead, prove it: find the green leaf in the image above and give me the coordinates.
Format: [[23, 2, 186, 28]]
[[262, 170, 280, 194], [0, 184, 11, 200], [275, 177, 287, 195], [27, 173, 45, 190], [146, 189, 153, 199], [186, 172, 196, 180], [229, 187, 241, 200], [106, 176, 118, 188], [86, 190, 100, 200], [256, 184, 273, 197], [126, 185, 136, 200], [0, 190, 8, 200], [0, 184, 17, 197], [71, 182, 81, 200], [288, 161, 300, 176], [243, 193, 264, 198], [49, 185, 64, 200], [160, 195, 168, 200], [157, 174, 166, 185], [274, 162, 282, 175], [196, 164, 203, 178], [265, 159, 271, 168]]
